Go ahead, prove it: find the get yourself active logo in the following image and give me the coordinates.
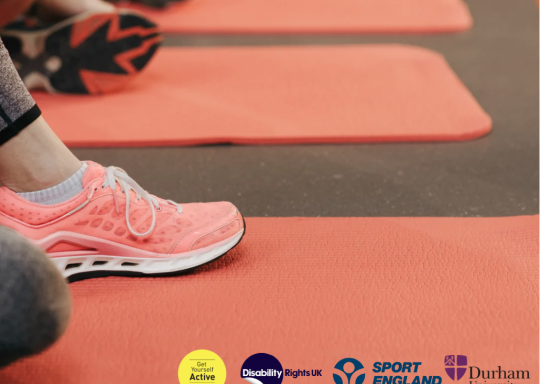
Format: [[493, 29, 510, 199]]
[[444, 355, 530, 383], [241, 353, 284, 384], [333, 358, 365, 384], [178, 349, 226, 384]]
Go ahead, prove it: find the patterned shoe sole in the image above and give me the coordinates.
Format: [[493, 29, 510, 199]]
[[0, 11, 162, 94]]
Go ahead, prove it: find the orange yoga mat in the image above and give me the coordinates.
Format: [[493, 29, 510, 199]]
[[36, 46, 491, 147], [122, 0, 472, 34], [1, 216, 538, 384]]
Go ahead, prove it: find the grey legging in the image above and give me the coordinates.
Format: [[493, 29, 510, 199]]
[[0, 37, 41, 145]]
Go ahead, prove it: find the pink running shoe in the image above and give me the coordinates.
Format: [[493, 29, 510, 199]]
[[0, 162, 245, 280]]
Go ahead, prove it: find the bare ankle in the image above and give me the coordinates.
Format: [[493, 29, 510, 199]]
[[0, 117, 82, 193]]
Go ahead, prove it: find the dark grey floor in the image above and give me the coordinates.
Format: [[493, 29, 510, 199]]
[[72, 0, 539, 217]]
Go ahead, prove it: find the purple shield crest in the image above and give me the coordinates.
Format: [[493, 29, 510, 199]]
[[444, 355, 467, 381]]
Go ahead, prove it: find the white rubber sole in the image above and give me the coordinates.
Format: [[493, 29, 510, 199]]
[[50, 229, 244, 278]]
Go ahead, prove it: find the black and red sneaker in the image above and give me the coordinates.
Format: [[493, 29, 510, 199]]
[[0, 11, 162, 94], [108, 0, 188, 9]]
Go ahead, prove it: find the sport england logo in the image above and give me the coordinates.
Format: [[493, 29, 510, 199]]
[[241, 353, 283, 384], [333, 358, 365, 384], [444, 355, 467, 381]]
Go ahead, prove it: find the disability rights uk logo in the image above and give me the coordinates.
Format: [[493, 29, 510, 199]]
[[241, 353, 323, 382], [241, 353, 284, 384]]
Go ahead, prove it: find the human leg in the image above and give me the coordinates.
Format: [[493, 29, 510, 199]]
[[0, 38, 81, 191], [0, 37, 244, 280]]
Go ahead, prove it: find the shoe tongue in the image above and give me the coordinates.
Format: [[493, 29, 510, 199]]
[[82, 161, 106, 187]]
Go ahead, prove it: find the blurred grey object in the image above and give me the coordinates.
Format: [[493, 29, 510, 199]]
[[0, 226, 71, 368]]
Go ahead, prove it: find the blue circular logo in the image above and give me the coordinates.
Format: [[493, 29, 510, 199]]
[[333, 358, 365, 384], [241, 353, 283, 384]]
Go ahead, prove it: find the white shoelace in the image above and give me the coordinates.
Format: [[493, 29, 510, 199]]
[[100, 166, 182, 237]]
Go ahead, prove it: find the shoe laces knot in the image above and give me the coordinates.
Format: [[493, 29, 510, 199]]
[[100, 166, 182, 238]]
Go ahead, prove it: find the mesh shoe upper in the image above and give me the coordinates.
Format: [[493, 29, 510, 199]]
[[0, 162, 243, 256]]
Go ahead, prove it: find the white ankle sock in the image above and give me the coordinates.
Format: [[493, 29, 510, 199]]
[[18, 162, 88, 205]]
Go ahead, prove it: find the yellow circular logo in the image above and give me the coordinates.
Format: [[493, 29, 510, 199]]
[[178, 349, 226, 384]]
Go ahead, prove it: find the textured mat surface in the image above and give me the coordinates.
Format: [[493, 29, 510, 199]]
[[37, 45, 491, 147], [72, 0, 538, 217], [1, 216, 537, 384], [123, 0, 472, 34]]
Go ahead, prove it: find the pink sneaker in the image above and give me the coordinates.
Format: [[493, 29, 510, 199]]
[[0, 162, 245, 280]]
